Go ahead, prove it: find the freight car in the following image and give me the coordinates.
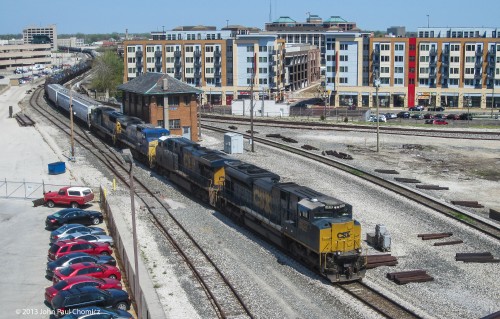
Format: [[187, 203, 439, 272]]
[[154, 137, 366, 282]]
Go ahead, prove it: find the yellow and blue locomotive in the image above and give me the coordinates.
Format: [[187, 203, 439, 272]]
[[154, 137, 366, 282]]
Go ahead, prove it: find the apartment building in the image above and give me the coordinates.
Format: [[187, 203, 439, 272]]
[[284, 43, 321, 91], [23, 25, 57, 50], [123, 28, 287, 105], [318, 27, 500, 110]]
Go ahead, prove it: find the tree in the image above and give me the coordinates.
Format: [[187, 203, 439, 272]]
[[91, 50, 123, 100]]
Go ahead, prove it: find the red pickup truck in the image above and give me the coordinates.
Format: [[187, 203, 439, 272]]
[[44, 186, 94, 208]]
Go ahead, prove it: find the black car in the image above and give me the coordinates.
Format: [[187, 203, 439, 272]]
[[459, 113, 473, 120], [397, 111, 410, 118], [46, 208, 103, 230], [428, 106, 445, 112], [46, 252, 116, 279], [51, 287, 130, 317], [411, 113, 423, 119]]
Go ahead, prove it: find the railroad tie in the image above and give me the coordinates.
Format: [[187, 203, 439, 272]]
[[433, 240, 464, 246], [455, 252, 500, 263], [387, 270, 434, 285], [451, 200, 484, 208]]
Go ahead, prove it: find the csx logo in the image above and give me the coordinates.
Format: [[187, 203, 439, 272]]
[[337, 231, 351, 239]]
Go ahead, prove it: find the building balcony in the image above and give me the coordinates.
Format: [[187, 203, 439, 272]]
[[487, 72, 495, 79], [194, 50, 201, 58], [373, 48, 380, 56], [474, 71, 482, 79], [429, 59, 437, 67], [442, 47, 450, 56], [135, 61, 142, 68], [476, 48, 483, 56], [135, 51, 143, 58], [174, 72, 181, 79], [194, 72, 201, 78], [174, 50, 181, 57], [194, 61, 201, 68], [475, 60, 483, 68], [441, 72, 449, 79], [429, 71, 437, 78], [488, 49, 496, 57], [214, 50, 221, 58], [474, 81, 482, 88], [429, 48, 437, 56], [372, 59, 380, 66], [154, 51, 162, 58], [214, 71, 221, 77], [155, 61, 162, 68], [214, 60, 221, 68], [174, 61, 182, 68]]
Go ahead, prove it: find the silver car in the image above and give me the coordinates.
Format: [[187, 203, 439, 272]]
[[56, 232, 114, 246], [50, 224, 106, 243]]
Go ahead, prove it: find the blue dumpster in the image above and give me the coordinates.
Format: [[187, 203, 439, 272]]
[[48, 162, 66, 175]]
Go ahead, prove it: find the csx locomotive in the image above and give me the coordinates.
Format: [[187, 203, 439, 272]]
[[45, 83, 365, 282]]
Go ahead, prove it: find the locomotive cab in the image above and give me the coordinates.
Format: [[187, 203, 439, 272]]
[[278, 185, 365, 282]]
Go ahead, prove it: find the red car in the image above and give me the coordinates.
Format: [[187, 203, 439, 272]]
[[433, 119, 448, 125], [48, 239, 112, 261], [53, 262, 121, 284], [44, 186, 94, 208], [45, 275, 122, 303]]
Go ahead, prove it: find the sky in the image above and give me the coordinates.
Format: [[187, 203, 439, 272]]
[[1, 0, 500, 35]]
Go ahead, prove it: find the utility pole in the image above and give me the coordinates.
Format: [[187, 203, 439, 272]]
[[492, 81, 495, 118], [198, 94, 202, 139], [374, 70, 381, 153], [69, 90, 75, 160], [250, 53, 256, 152]]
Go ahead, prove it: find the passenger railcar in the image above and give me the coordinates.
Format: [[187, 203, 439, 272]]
[[46, 84, 102, 125]]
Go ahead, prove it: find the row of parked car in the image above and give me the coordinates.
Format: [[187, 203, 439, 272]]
[[43, 208, 133, 318]]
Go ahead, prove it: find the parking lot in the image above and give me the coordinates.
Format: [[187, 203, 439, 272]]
[[0, 198, 57, 318]]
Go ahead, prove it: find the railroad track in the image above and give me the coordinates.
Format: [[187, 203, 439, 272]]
[[202, 115, 500, 140], [339, 282, 421, 319], [203, 124, 500, 242], [28, 88, 253, 319]]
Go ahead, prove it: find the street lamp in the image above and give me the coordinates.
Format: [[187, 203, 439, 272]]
[[121, 149, 141, 319], [69, 91, 75, 161], [374, 70, 381, 152]]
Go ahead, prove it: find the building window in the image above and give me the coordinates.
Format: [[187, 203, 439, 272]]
[[381, 56, 389, 62], [205, 57, 214, 63], [258, 78, 268, 84], [420, 56, 430, 62], [395, 44, 404, 51], [394, 67, 404, 73], [451, 44, 460, 51], [340, 44, 348, 50], [339, 77, 348, 83], [420, 44, 430, 51], [419, 67, 429, 73], [339, 66, 348, 72], [157, 120, 164, 127], [394, 56, 404, 62], [247, 46, 254, 52], [169, 119, 181, 129], [381, 67, 389, 73], [339, 55, 348, 61], [259, 46, 267, 52], [381, 44, 390, 50], [127, 47, 135, 53], [259, 67, 267, 73], [450, 56, 460, 63], [247, 57, 254, 63], [394, 78, 403, 85], [259, 56, 268, 63]]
